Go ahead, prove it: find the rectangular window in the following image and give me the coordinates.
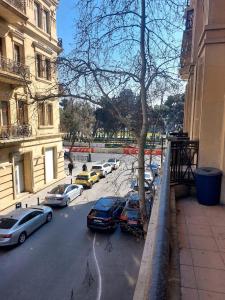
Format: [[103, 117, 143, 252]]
[[46, 104, 53, 125], [0, 101, 9, 126], [36, 54, 42, 77], [14, 44, 21, 64], [43, 10, 50, 33], [17, 101, 27, 125], [34, 2, 41, 28], [45, 58, 51, 80], [38, 103, 45, 126]]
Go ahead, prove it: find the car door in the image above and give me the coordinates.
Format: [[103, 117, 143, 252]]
[[71, 185, 80, 199], [17, 212, 40, 235], [91, 172, 97, 183], [29, 211, 45, 229], [65, 186, 74, 200]]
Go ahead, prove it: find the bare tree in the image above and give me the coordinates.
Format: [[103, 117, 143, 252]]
[[56, 0, 184, 233], [17, 0, 184, 233]]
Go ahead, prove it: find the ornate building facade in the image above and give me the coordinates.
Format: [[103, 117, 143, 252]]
[[0, 0, 64, 210]]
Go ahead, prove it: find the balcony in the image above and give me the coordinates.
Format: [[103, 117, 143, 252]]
[[4, 0, 26, 13], [179, 8, 194, 80], [0, 56, 30, 86], [0, 124, 32, 142], [0, 0, 27, 23]]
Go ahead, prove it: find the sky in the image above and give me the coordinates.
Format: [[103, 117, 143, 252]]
[[57, 0, 77, 54]]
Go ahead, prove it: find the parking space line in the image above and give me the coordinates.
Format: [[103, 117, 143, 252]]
[[93, 233, 102, 300]]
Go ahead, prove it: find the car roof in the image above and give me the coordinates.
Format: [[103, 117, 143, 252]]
[[77, 171, 91, 175], [94, 196, 124, 211], [2, 207, 43, 220], [92, 163, 104, 167], [126, 192, 140, 201]]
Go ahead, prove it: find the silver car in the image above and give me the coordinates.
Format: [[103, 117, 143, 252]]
[[0, 206, 53, 246], [43, 184, 83, 207]]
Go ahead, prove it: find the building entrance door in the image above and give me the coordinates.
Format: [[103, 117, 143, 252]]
[[15, 160, 25, 194]]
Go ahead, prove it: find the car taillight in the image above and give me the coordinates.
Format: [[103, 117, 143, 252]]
[[120, 215, 128, 221], [0, 234, 12, 238]]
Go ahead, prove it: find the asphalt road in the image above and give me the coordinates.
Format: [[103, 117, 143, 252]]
[[0, 156, 145, 300]]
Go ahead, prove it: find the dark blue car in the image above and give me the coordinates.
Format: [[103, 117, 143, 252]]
[[87, 196, 126, 231]]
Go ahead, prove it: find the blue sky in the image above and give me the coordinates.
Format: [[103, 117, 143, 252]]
[[57, 0, 77, 54]]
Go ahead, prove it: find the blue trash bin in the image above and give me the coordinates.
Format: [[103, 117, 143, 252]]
[[194, 167, 222, 206]]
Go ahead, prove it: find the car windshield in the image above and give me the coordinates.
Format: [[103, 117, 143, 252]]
[[92, 166, 102, 170], [0, 218, 18, 229], [76, 175, 89, 180], [124, 210, 140, 219], [127, 200, 139, 209], [50, 185, 69, 195], [108, 159, 115, 162], [90, 210, 110, 218]]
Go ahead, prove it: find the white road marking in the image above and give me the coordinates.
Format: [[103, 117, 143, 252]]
[[93, 233, 102, 300]]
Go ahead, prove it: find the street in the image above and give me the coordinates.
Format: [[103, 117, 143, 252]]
[[0, 154, 145, 300]]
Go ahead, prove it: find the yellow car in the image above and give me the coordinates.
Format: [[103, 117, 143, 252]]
[[74, 171, 100, 188]]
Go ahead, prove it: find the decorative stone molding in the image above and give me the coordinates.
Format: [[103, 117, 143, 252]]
[[32, 40, 53, 54]]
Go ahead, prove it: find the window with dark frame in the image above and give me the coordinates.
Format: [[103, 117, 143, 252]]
[[46, 104, 53, 125], [45, 58, 51, 80], [34, 2, 41, 28], [38, 103, 45, 126], [36, 54, 42, 77], [17, 101, 27, 125], [43, 10, 50, 34]]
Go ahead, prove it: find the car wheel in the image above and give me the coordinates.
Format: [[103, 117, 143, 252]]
[[103, 172, 106, 178], [66, 198, 70, 206], [18, 232, 26, 245], [89, 182, 93, 189], [80, 188, 83, 195], [46, 212, 52, 223]]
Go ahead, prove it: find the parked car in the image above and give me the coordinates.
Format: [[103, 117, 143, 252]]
[[91, 163, 112, 178], [146, 162, 160, 176], [0, 206, 53, 246], [87, 196, 126, 231], [130, 170, 154, 191], [120, 191, 152, 233], [44, 184, 83, 207], [107, 158, 120, 170], [74, 171, 99, 188]]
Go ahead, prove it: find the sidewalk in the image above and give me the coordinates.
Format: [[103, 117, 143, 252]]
[[1, 161, 94, 215]]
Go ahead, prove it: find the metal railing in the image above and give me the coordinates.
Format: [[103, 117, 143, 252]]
[[0, 56, 30, 79], [0, 124, 32, 140], [58, 38, 63, 48], [3, 0, 26, 14]]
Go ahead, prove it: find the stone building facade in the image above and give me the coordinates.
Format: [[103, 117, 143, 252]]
[[0, 0, 64, 210], [180, 0, 225, 203]]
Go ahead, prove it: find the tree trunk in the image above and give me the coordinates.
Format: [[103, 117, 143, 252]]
[[138, 0, 148, 235]]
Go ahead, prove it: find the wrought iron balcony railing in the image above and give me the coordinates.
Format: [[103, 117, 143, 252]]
[[0, 56, 30, 80], [3, 0, 26, 14], [57, 38, 63, 48], [0, 124, 32, 140]]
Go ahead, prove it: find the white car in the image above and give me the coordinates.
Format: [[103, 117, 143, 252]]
[[108, 158, 120, 170], [91, 163, 112, 177], [131, 170, 154, 191], [44, 184, 83, 207]]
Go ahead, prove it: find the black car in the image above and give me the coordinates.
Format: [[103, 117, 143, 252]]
[[120, 192, 153, 234], [87, 196, 126, 231]]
